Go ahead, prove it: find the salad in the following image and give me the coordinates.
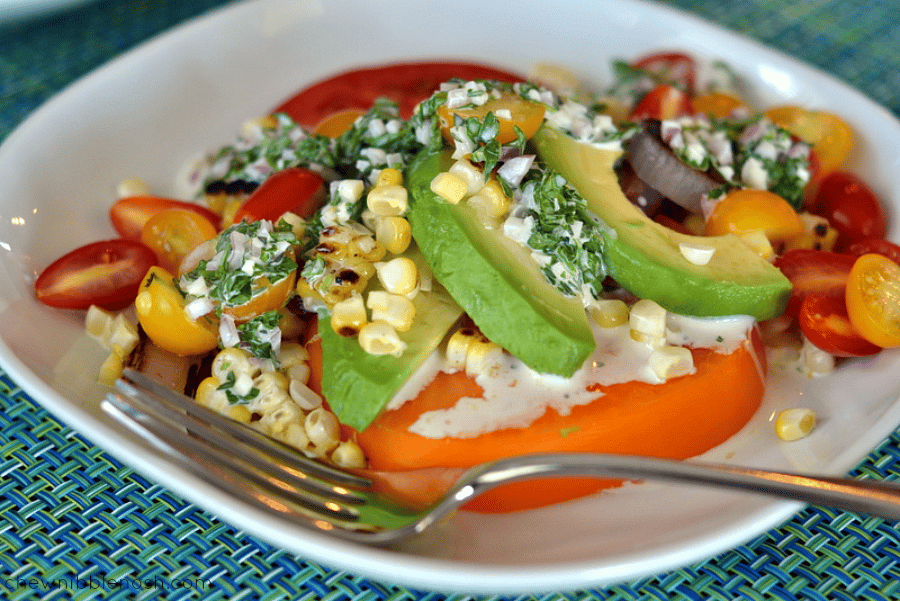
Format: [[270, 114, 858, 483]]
[[33, 52, 900, 513]]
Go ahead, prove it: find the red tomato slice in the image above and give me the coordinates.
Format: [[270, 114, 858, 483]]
[[110, 196, 220, 240], [35, 239, 157, 311], [846, 238, 900, 265], [798, 292, 881, 357], [773, 249, 856, 317], [810, 172, 887, 249], [232, 167, 325, 223], [629, 84, 694, 122], [632, 51, 696, 93], [273, 61, 524, 126]]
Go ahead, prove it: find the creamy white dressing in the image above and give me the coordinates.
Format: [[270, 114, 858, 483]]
[[394, 313, 755, 439]]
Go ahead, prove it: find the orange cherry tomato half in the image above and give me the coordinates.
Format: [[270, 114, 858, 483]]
[[846, 253, 900, 348], [140, 208, 218, 275], [704, 189, 803, 242], [764, 105, 853, 176], [232, 167, 325, 223], [35, 239, 157, 311], [632, 52, 696, 93], [110, 196, 220, 240], [313, 108, 365, 138], [436, 93, 546, 145], [810, 172, 887, 249], [629, 84, 694, 122], [692, 92, 747, 118], [223, 270, 297, 323], [774, 249, 856, 318], [798, 292, 880, 357]]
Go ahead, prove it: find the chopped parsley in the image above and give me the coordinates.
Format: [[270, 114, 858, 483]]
[[218, 371, 260, 405], [235, 311, 283, 366]]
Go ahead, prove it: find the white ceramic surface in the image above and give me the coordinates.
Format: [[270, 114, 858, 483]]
[[1, 0, 899, 594]]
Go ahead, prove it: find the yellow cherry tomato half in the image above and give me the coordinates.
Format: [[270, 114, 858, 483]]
[[846, 253, 900, 348], [134, 266, 219, 356], [313, 109, 365, 138], [705, 189, 804, 243], [764, 105, 853, 175], [437, 92, 546, 145], [692, 92, 747, 118], [140, 208, 218, 276], [222, 266, 298, 323]]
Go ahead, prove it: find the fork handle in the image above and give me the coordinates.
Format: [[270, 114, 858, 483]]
[[458, 454, 900, 520]]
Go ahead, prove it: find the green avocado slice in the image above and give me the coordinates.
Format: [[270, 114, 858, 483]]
[[406, 150, 595, 377], [534, 125, 791, 320]]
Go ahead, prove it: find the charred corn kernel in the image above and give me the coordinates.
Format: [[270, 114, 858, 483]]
[[296, 277, 326, 312], [332, 440, 367, 468], [629, 299, 667, 347], [679, 241, 716, 266], [445, 328, 476, 370], [800, 336, 835, 377], [347, 235, 386, 262], [449, 158, 485, 195], [240, 114, 278, 139], [430, 172, 468, 204], [366, 184, 408, 216], [469, 177, 512, 220], [115, 177, 151, 199], [289, 379, 322, 410], [358, 321, 407, 356], [305, 408, 340, 450], [783, 212, 839, 252], [648, 345, 695, 380], [775, 408, 817, 441], [465, 338, 504, 376], [331, 294, 368, 337], [375, 257, 418, 295], [739, 230, 775, 260], [375, 216, 412, 254], [212, 347, 256, 382], [376, 167, 403, 187], [589, 299, 629, 328], [367, 291, 416, 332]]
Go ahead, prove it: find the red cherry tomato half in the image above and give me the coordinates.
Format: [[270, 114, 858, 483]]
[[629, 84, 694, 122], [273, 61, 525, 126], [110, 196, 220, 240], [773, 249, 856, 318], [846, 238, 900, 265], [35, 239, 157, 311], [632, 52, 696, 93], [232, 167, 326, 223], [798, 292, 881, 357], [810, 172, 887, 249]]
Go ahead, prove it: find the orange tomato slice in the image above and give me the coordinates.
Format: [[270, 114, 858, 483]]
[[846, 253, 900, 348], [765, 105, 853, 175], [140, 208, 218, 275], [437, 92, 546, 145], [705, 189, 803, 243], [313, 109, 365, 138], [692, 92, 747, 118]]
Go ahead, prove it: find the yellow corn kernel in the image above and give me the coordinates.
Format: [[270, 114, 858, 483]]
[[278, 341, 309, 368], [376, 167, 403, 188], [330, 294, 368, 337], [195, 376, 225, 409], [296, 277, 326, 311], [367, 291, 416, 332], [367, 184, 409, 216], [347, 235, 386, 262], [282, 422, 311, 451], [331, 440, 367, 469], [115, 177, 151, 199], [358, 321, 407, 356], [775, 408, 817, 441], [337, 179, 365, 203], [305, 408, 341, 451], [445, 328, 476, 370], [629, 299, 667, 347], [470, 177, 512, 220], [286, 362, 311, 387], [589, 299, 629, 328], [448, 158, 485, 196], [375, 257, 418, 295], [375, 216, 412, 255], [430, 172, 468, 204], [289, 379, 322, 410], [98, 351, 125, 386], [465, 338, 503, 376], [740, 230, 775, 260], [253, 372, 289, 399], [648, 345, 695, 380], [277, 307, 305, 339], [224, 404, 253, 424], [212, 347, 256, 382], [85, 305, 115, 343]]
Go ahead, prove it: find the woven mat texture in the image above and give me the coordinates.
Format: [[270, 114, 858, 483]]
[[2, 0, 900, 599]]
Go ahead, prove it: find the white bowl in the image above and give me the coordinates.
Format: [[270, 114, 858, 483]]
[[1, 0, 899, 594]]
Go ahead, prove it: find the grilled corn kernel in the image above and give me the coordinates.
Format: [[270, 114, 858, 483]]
[[347, 235, 386, 262], [115, 177, 151, 199], [648, 345, 695, 380], [367, 184, 409, 216], [212, 347, 256, 382], [775, 408, 817, 441], [358, 321, 407, 356], [305, 408, 340, 450], [445, 328, 476, 370], [448, 158, 485, 196], [367, 291, 416, 332], [289, 379, 323, 411], [375, 216, 412, 255], [331, 440, 367, 469], [330, 294, 368, 337], [430, 172, 468, 204], [740, 230, 775, 261], [469, 177, 512, 220], [465, 338, 504, 376], [376, 167, 403, 188], [629, 299, 667, 347], [589, 299, 629, 328], [375, 257, 418, 295]]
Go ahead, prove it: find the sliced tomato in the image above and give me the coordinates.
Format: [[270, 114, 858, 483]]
[[846, 253, 900, 348], [810, 172, 887, 249], [35, 239, 157, 310], [798, 292, 880, 357], [274, 61, 524, 126], [773, 249, 856, 317], [629, 84, 694, 122], [140, 208, 218, 275], [632, 52, 696, 93], [110, 196, 220, 240], [232, 167, 325, 223], [846, 238, 900, 265], [764, 105, 853, 176], [436, 92, 546, 145]]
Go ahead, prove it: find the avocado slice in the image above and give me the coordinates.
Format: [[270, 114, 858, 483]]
[[406, 150, 595, 377], [320, 249, 463, 432], [534, 125, 791, 320]]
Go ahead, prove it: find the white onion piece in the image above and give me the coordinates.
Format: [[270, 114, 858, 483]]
[[498, 155, 534, 187], [184, 297, 215, 321], [626, 127, 718, 214], [219, 315, 240, 348], [179, 238, 217, 274]]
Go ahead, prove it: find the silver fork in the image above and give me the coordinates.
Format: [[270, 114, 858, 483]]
[[101, 368, 900, 544]]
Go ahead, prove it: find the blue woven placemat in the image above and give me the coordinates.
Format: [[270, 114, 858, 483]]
[[2, 1, 900, 599]]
